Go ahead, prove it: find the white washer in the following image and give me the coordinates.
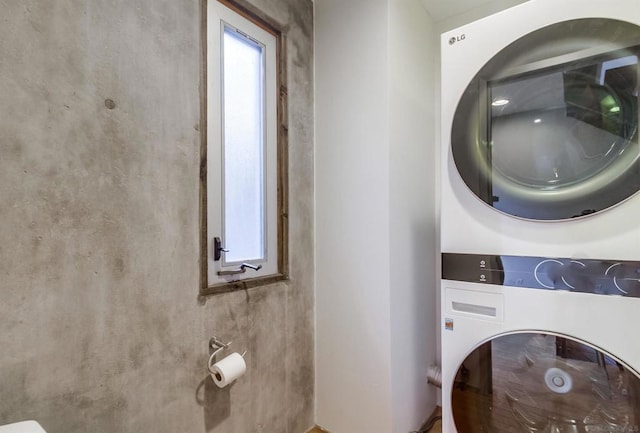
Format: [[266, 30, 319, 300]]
[[441, 0, 640, 259], [441, 278, 640, 432]]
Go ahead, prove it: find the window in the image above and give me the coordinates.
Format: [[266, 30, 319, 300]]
[[201, 0, 287, 294]]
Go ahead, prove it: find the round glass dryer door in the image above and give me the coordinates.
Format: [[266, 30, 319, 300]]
[[451, 333, 640, 433], [452, 19, 640, 220]]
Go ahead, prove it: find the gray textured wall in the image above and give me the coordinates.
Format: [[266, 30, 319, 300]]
[[0, 0, 314, 432]]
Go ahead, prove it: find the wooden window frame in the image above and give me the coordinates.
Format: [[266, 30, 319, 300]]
[[200, 0, 288, 296]]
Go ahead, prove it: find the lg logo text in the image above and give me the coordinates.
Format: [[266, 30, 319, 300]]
[[449, 34, 466, 45]]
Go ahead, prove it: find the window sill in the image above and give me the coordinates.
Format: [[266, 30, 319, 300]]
[[200, 272, 288, 296]]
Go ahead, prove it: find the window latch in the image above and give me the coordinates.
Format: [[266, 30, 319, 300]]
[[213, 237, 229, 261], [217, 263, 263, 276]]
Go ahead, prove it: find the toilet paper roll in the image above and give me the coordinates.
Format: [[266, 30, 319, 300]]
[[210, 352, 246, 388]]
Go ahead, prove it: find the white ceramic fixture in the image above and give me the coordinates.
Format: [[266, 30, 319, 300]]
[[0, 421, 47, 433]]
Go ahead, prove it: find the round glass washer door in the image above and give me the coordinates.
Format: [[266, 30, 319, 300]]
[[452, 18, 640, 220], [451, 332, 640, 433]]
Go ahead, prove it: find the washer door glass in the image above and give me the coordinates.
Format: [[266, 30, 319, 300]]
[[452, 332, 640, 433], [452, 19, 640, 220]]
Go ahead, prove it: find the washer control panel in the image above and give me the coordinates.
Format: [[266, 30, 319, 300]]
[[442, 253, 640, 297]]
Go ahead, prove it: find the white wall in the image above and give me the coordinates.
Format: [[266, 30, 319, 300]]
[[435, 0, 529, 33], [389, 0, 438, 431], [315, 0, 392, 431], [315, 0, 437, 432]]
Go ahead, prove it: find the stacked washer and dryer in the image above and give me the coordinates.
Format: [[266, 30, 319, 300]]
[[440, 0, 640, 431]]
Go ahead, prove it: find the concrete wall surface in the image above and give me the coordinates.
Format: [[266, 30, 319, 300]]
[[0, 0, 314, 432]]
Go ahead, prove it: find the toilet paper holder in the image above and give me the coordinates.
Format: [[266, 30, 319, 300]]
[[207, 336, 246, 374]]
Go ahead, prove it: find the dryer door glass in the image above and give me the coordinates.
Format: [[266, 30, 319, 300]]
[[451, 332, 640, 433], [452, 19, 640, 220]]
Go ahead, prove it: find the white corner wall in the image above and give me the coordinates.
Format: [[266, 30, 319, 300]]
[[435, 0, 530, 34], [388, 0, 438, 431], [315, 0, 437, 431], [315, 0, 393, 431]]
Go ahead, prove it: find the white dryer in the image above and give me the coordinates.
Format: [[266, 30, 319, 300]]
[[441, 0, 640, 259], [440, 0, 640, 431]]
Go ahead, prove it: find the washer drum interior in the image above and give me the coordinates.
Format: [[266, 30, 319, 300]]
[[451, 332, 640, 433]]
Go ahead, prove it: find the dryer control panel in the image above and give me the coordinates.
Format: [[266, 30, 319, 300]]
[[442, 253, 640, 297]]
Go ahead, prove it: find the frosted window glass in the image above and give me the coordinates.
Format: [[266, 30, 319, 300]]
[[222, 27, 265, 263]]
